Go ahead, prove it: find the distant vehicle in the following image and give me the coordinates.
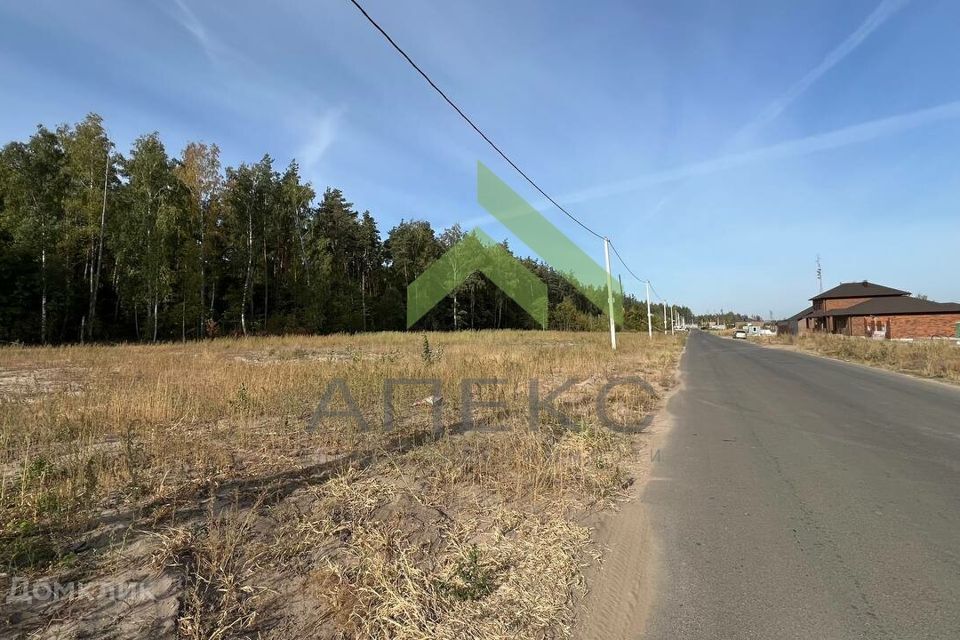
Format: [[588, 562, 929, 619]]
[[734, 330, 748, 339]]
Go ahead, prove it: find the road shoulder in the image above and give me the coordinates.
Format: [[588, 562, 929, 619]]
[[572, 351, 688, 640]]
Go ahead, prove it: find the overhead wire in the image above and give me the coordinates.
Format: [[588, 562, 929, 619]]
[[608, 241, 646, 285], [347, 0, 671, 300]]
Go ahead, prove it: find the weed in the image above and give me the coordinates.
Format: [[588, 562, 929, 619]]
[[0, 518, 57, 569], [440, 544, 497, 601], [230, 382, 252, 413], [26, 455, 50, 480]]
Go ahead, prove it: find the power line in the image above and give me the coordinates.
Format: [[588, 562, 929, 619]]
[[649, 281, 666, 303], [608, 241, 669, 302], [346, 0, 604, 241], [347, 0, 672, 306], [608, 241, 646, 284]]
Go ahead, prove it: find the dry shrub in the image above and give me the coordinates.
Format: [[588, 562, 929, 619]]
[[277, 469, 590, 640], [339, 512, 590, 640], [153, 505, 271, 640], [403, 426, 632, 508]]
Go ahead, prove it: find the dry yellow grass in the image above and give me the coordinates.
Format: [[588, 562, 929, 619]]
[[770, 333, 960, 383], [0, 331, 684, 638]]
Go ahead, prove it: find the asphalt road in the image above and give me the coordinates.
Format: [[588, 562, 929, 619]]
[[642, 331, 960, 639]]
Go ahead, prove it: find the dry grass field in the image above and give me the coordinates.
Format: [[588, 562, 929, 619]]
[[768, 333, 960, 383], [0, 331, 684, 639]]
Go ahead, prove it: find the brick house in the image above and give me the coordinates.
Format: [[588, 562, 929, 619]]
[[777, 306, 814, 336], [786, 281, 960, 339]]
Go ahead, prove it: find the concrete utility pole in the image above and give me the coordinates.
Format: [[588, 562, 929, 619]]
[[645, 280, 653, 338], [662, 302, 668, 334], [670, 305, 675, 335], [603, 238, 617, 351]]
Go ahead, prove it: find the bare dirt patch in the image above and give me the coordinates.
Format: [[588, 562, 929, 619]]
[[0, 367, 86, 398], [573, 348, 688, 640]]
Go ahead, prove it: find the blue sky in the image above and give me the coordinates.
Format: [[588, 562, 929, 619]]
[[2, 0, 959, 318]]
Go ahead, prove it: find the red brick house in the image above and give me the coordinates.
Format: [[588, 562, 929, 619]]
[[789, 281, 960, 339]]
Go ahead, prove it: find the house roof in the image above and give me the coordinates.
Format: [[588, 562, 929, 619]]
[[781, 306, 813, 323], [812, 296, 960, 318], [810, 281, 909, 301]]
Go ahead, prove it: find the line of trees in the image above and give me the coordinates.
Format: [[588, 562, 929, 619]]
[[694, 312, 765, 326], [0, 114, 686, 344]]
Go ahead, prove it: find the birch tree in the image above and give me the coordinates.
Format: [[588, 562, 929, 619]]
[[120, 134, 177, 342], [0, 128, 67, 343], [60, 113, 114, 340], [175, 142, 222, 336]]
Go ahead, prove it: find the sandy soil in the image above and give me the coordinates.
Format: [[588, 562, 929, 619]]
[[572, 361, 686, 639]]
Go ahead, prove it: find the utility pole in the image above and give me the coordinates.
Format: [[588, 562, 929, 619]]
[[662, 302, 667, 334], [645, 280, 653, 338], [670, 305, 675, 335], [603, 238, 617, 350]]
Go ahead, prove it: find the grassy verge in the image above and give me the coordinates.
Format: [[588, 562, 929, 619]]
[[766, 333, 960, 383], [0, 331, 684, 639]]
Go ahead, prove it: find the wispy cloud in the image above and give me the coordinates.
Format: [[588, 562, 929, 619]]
[[738, 0, 910, 139], [164, 0, 347, 170], [561, 100, 960, 205], [297, 108, 345, 171], [606, 0, 912, 221], [169, 0, 241, 67]]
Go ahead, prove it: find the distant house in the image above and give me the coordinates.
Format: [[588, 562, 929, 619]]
[[744, 324, 771, 336], [785, 281, 960, 339]]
